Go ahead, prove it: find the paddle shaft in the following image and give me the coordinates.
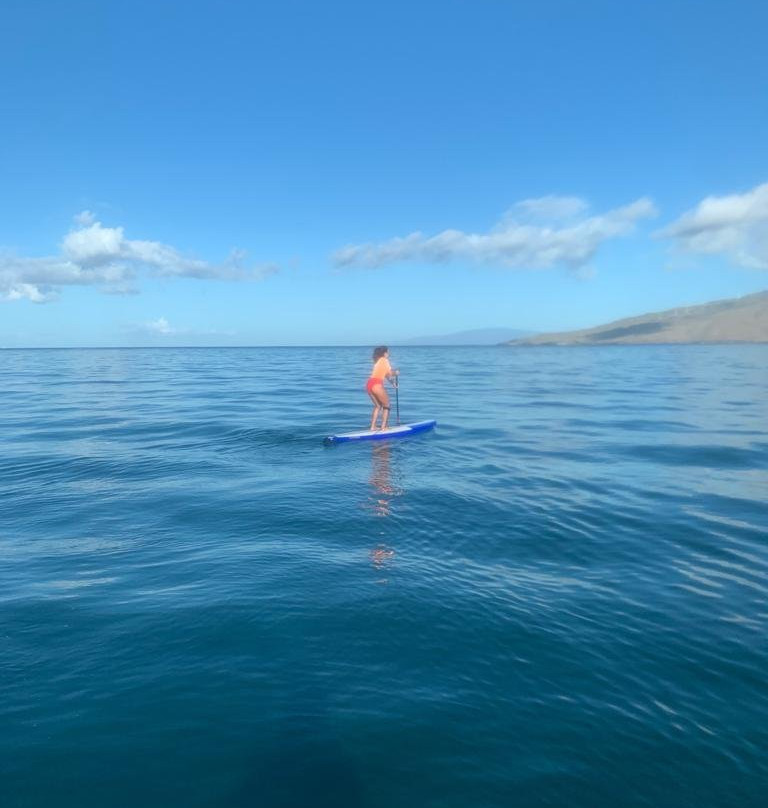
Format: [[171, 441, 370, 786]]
[[394, 375, 400, 425]]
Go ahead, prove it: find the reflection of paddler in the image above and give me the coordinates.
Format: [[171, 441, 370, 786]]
[[370, 546, 395, 568], [366, 346, 399, 430], [368, 442, 399, 577], [371, 442, 393, 493], [370, 442, 393, 517]]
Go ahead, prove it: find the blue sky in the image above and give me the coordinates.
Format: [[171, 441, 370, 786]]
[[1, 0, 767, 346]]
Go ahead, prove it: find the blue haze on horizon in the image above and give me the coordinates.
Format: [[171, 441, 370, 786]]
[[1, 0, 767, 347]]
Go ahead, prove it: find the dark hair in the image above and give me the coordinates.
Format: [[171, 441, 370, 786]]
[[372, 345, 388, 361]]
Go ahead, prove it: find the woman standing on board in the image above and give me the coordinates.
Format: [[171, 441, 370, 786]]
[[366, 346, 399, 431]]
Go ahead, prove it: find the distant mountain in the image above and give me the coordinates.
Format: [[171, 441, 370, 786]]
[[399, 327, 533, 346], [506, 290, 768, 345]]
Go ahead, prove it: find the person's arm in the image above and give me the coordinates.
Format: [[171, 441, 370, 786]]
[[386, 360, 399, 384]]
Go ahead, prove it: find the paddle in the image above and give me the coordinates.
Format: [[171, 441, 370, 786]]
[[394, 373, 400, 425]]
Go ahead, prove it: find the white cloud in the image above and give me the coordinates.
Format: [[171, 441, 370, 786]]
[[332, 196, 657, 271], [511, 195, 590, 222], [129, 318, 237, 339], [1, 282, 56, 303], [656, 182, 768, 270], [74, 210, 97, 227], [141, 317, 175, 335], [0, 213, 279, 303]]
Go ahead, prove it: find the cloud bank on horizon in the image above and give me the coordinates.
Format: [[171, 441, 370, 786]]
[[138, 317, 176, 335], [129, 317, 236, 338], [333, 196, 658, 272], [0, 211, 278, 303], [658, 182, 768, 271]]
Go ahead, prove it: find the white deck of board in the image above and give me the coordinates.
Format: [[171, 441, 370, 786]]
[[329, 420, 435, 440]]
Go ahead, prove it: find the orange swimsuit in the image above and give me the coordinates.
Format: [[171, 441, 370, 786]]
[[366, 356, 391, 393]]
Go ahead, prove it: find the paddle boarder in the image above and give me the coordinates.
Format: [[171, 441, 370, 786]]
[[366, 346, 399, 430]]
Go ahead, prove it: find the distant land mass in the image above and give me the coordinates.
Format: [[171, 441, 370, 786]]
[[506, 290, 768, 346], [399, 327, 533, 346]]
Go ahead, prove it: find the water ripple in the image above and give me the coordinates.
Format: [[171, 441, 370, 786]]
[[1, 345, 767, 808]]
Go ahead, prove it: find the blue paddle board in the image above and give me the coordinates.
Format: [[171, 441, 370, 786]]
[[324, 419, 436, 445]]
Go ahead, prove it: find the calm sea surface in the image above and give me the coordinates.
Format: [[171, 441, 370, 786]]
[[1, 346, 767, 807]]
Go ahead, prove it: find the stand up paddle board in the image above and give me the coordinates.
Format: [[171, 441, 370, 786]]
[[324, 419, 436, 445]]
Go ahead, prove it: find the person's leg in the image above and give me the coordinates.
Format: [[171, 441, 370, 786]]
[[370, 384, 389, 430], [368, 394, 381, 430]]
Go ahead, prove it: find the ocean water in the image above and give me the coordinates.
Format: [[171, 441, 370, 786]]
[[1, 345, 767, 808]]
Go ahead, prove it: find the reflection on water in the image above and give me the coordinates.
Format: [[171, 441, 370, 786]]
[[370, 546, 395, 569], [367, 442, 403, 578], [368, 442, 397, 518]]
